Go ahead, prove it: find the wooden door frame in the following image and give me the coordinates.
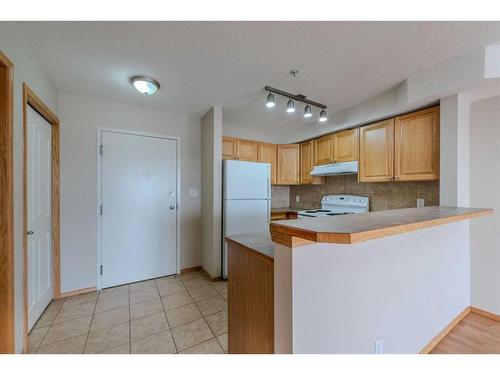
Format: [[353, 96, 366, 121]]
[[22, 83, 60, 353], [0, 50, 15, 353]]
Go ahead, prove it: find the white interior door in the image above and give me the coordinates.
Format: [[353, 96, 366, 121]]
[[101, 131, 178, 288], [27, 106, 53, 331]]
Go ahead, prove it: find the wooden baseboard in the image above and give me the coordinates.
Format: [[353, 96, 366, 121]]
[[419, 306, 471, 354], [59, 286, 96, 299], [470, 306, 500, 322], [180, 265, 201, 274]]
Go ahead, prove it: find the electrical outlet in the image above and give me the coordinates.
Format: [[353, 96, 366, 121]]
[[375, 338, 384, 354], [295, 195, 300, 203], [417, 198, 425, 208], [189, 188, 199, 197]]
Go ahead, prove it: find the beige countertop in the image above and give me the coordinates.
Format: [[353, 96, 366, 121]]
[[271, 207, 309, 213], [226, 232, 274, 260], [270, 206, 492, 246]]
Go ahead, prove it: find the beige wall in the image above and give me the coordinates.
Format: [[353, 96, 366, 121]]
[[201, 107, 222, 278], [0, 23, 59, 353], [469, 94, 500, 315], [58, 92, 202, 293], [288, 175, 439, 211]]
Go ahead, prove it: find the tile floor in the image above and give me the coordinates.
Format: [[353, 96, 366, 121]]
[[28, 271, 228, 354]]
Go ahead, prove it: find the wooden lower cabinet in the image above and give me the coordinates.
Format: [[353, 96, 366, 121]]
[[276, 144, 300, 185], [257, 142, 277, 184], [227, 239, 274, 354], [333, 128, 358, 163], [394, 106, 440, 181], [300, 141, 325, 185], [358, 119, 395, 182]]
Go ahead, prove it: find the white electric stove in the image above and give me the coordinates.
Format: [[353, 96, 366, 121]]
[[297, 195, 369, 218]]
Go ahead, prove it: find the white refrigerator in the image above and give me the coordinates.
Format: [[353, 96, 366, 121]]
[[222, 160, 271, 279]]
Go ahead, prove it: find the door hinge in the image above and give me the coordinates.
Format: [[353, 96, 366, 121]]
[[100, 205, 103, 215], [100, 265, 103, 275], [100, 144, 103, 155]]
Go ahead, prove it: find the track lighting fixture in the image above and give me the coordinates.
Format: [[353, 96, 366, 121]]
[[266, 92, 275, 108], [264, 85, 328, 123], [319, 109, 328, 122], [304, 105, 312, 118]]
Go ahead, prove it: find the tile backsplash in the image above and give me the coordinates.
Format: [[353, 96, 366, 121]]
[[286, 175, 439, 212], [271, 185, 290, 208]]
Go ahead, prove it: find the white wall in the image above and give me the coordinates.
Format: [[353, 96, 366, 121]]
[[0, 23, 58, 353], [469, 94, 500, 315], [285, 222, 470, 353], [439, 94, 471, 207], [58, 92, 202, 293], [201, 107, 222, 278]]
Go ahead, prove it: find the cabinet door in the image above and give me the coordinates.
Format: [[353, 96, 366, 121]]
[[277, 144, 300, 185], [359, 119, 394, 182], [237, 138, 258, 162], [394, 106, 439, 181], [313, 135, 333, 165], [300, 141, 325, 185], [300, 141, 313, 184], [258, 142, 277, 185], [222, 136, 237, 160], [333, 128, 358, 163]]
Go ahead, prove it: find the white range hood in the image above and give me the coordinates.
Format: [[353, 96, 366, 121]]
[[310, 161, 358, 176]]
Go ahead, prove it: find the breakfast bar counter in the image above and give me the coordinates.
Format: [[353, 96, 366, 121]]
[[227, 205, 493, 354], [270, 206, 492, 246]]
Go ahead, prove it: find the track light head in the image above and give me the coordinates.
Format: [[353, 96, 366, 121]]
[[286, 99, 296, 113], [266, 92, 275, 108], [319, 109, 328, 122], [304, 105, 312, 118]]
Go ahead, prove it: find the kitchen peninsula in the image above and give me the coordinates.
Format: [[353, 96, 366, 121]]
[[226, 206, 492, 354]]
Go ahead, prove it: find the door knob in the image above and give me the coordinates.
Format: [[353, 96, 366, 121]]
[[27, 231, 34, 235], [169, 205, 175, 210]]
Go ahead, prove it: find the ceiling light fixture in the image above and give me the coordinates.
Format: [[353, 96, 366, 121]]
[[304, 105, 313, 118], [131, 76, 160, 96], [319, 109, 328, 122], [264, 85, 328, 123], [266, 92, 275, 108]]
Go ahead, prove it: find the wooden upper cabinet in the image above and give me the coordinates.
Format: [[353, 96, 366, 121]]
[[257, 142, 277, 185], [300, 141, 325, 185], [236, 138, 258, 162], [277, 144, 300, 185], [313, 135, 333, 166], [394, 106, 440, 181], [222, 136, 237, 160], [333, 128, 358, 163], [358, 119, 394, 182]]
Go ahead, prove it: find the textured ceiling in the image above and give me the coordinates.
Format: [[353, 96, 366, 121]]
[[17, 21, 500, 138]]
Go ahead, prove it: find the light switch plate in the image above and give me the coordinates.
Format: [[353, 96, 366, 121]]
[[189, 188, 199, 197], [295, 195, 300, 203], [417, 198, 425, 208]]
